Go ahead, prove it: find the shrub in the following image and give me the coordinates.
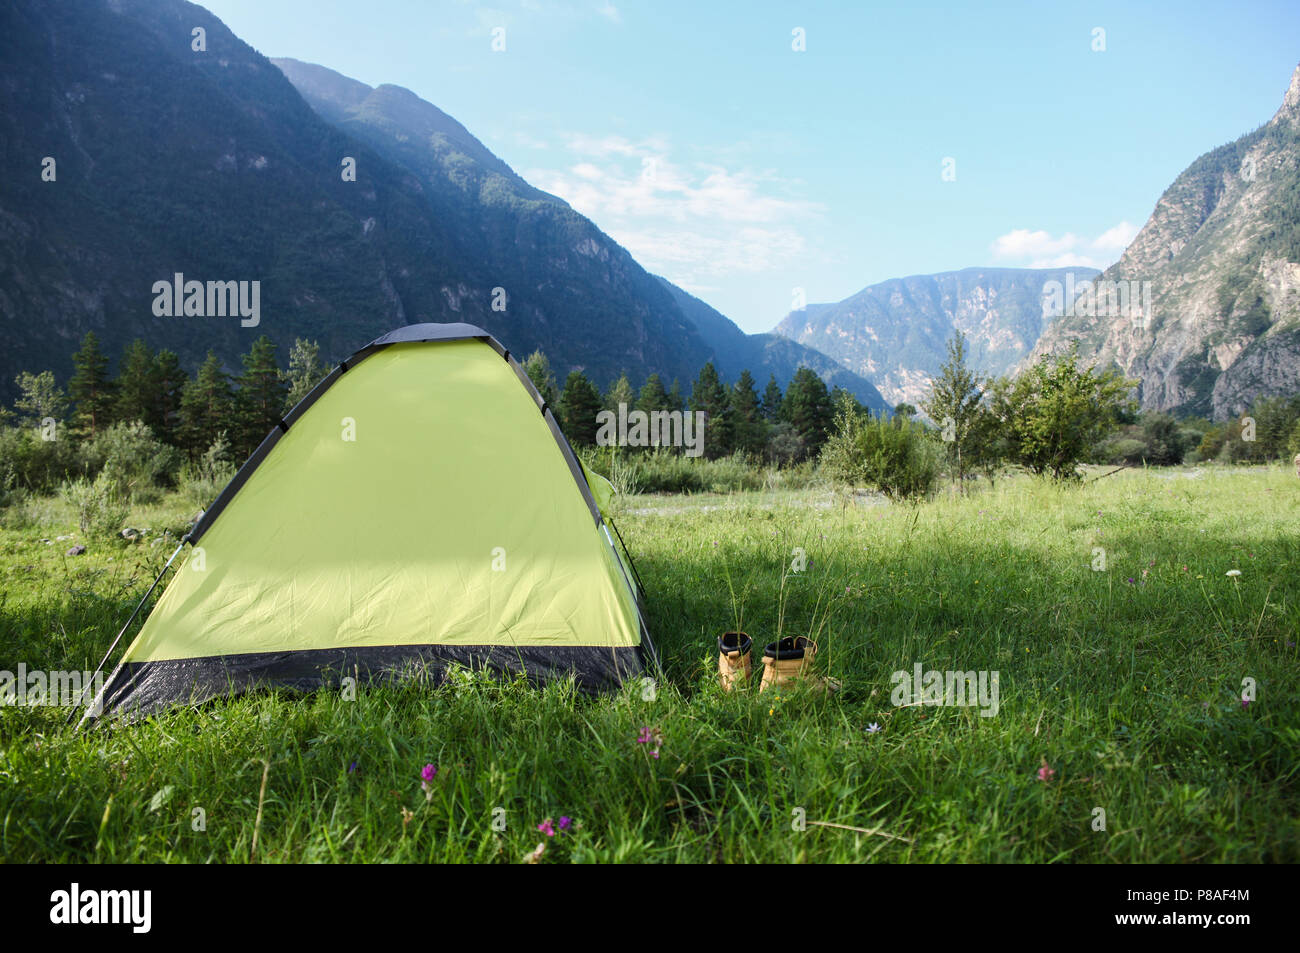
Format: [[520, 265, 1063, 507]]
[[179, 432, 237, 512], [0, 461, 20, 509], [821, 398, 942, 501], [765, 421, 806, 466], [59, 472, 130, 539], [0, 425, 80, 494], [82, 420, 180, 502], [578, 447, 771, 495], [1101, 438, 1148, 465]]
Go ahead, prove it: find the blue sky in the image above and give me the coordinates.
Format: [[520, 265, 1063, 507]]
[[203, 0, 1300, 333]]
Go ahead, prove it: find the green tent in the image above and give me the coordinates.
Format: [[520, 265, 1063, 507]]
[[90, 324, 653, 720]]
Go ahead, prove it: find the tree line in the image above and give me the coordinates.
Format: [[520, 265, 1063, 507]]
[[5, 330, 1299, 504], [522, 351, 844, 463]]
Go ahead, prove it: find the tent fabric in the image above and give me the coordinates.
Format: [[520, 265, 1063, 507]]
[[89, 326, 651, 721]]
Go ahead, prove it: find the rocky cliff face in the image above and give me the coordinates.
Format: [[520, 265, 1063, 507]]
[[1025, 63, 1300, 419], [772, 267, 1098, 408]]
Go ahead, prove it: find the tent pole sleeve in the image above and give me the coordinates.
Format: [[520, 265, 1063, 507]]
[[67, 539, 186, 725]]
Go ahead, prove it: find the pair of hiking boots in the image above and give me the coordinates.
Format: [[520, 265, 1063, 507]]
[[717, 631, 835, 693]]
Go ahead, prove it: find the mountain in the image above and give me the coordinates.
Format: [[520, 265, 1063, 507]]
[[0, 0, 715, 402], [273, 58, 884, 407], [772, 267, 1099, 408], [656, 279, 888, 411], [1025, 63, 1300, 419]]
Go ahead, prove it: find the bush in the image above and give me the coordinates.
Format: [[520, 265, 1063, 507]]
[[59, 472, 130, 539], [578, 447, 773, 495], [821, 400, 942, 501], [0, 425, 80, 494], [1100, 437, 1148, 465], [0, 461, 20, 509], [179, 432, 237, 512], [81, 420, 180, 502]]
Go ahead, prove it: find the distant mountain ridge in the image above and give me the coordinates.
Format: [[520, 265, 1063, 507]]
[[657, 279, 888, 411], [772, 266, 1100, 407], [1024, 63, 1300, 419]]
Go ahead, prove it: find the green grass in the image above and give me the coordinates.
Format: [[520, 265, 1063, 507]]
[[1, 466, 1298, 862]]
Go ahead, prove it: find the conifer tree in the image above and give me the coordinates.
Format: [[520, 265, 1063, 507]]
[[780, 367, 834, 457], [761, 373, 784, 421], [729, 369, 767, 455], [179, 351, 234, 455], [689, 362, 732, 458], [115, 339, 156, 426], [558, 370, 602, 447], [234, 336, 287, 458], [68, 332, 115, 438]]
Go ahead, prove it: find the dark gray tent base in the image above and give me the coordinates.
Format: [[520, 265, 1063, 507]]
[[91, 644, 646, 722]]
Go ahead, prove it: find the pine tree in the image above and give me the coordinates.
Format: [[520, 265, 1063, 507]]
[[921, 331, 985, 488], [522, 350, 557, 407], [761, 374, 783, 421], [558, 370, 603, 447], [115, 339, 156, 426], [151, 350, 187, 444], [234, 336, 287, 458], [635, 374, 668, 412], [667, 379, 685, 412], [604, 373, 636, 414], [729, 369, 767, 455], [780, 367, 834, 458], [635, 374, 673, 449], [283, 338, 327, 412], [689, 362, 732, 458], [179, 351, 235, 455], [68, 332, 115, 438]]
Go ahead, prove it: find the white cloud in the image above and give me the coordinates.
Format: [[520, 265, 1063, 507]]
[[990, 221, 1139, 269], [1091, 220, 1140, 254], [596, 2, 621, 23], [526, 134, 819, 287]]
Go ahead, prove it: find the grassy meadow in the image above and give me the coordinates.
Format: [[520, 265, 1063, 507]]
[[0, 465, 1297, 862]]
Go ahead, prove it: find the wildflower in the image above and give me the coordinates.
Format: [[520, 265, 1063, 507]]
[[524, 842, 546, 864], [420, 763, 437, 800], [400, 806, 414, 831], [1037, 758, 1055, 782], [538, 818, 555, 837], [866, 723, 882, 734], [1127, 577, 1135, 584], [558, 816, 572, 832], [636, 726, 663, 759], [1226, 569, 1241, 577], [348, 760, 359, 775], [1241, 694, 1251, 709]]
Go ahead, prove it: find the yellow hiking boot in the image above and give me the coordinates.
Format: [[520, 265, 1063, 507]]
[[717, 631, 753, 691]]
